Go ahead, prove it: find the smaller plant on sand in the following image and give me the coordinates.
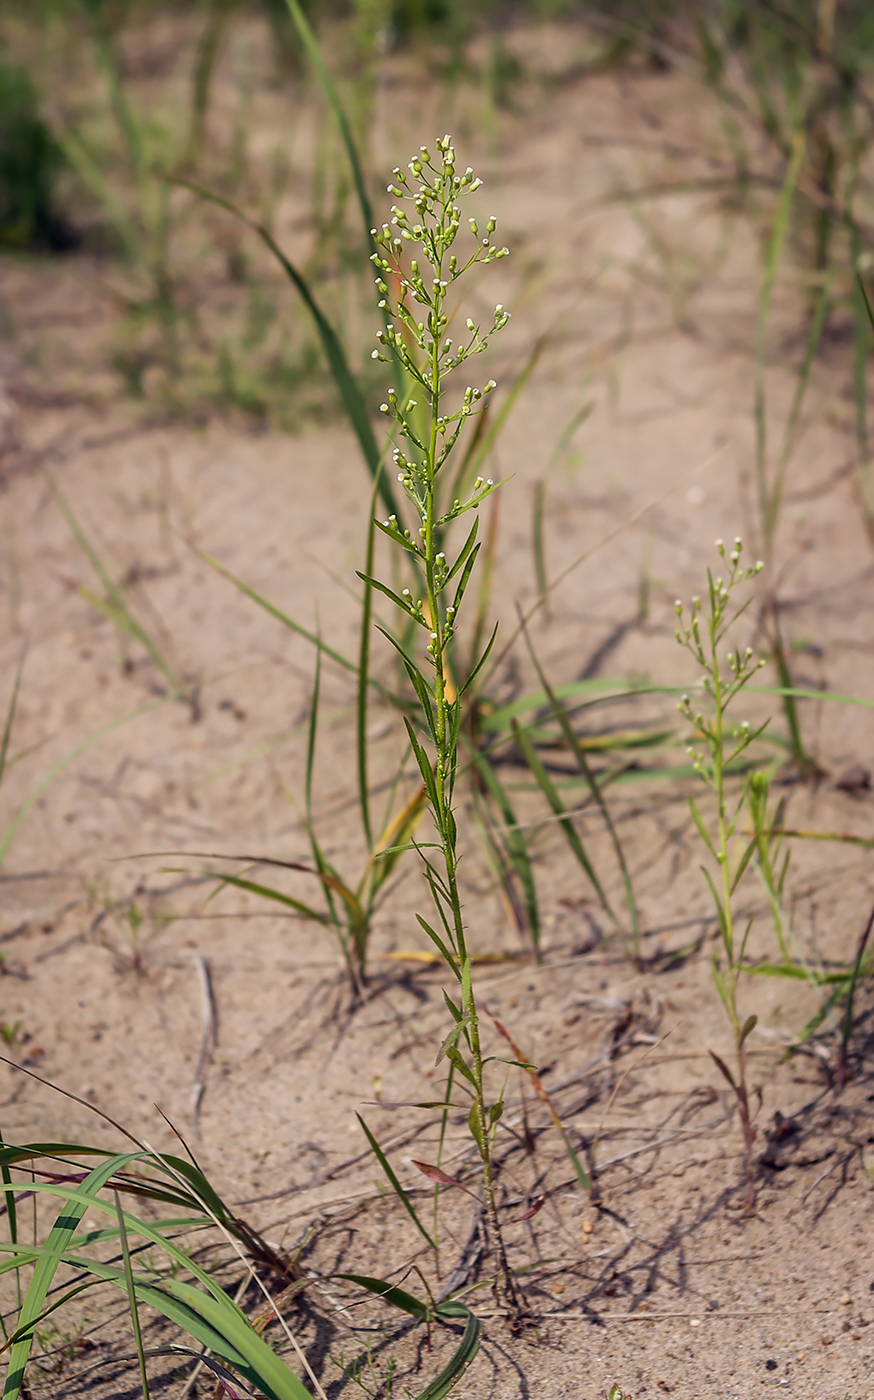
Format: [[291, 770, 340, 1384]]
[[674, 537, 766, 1208]]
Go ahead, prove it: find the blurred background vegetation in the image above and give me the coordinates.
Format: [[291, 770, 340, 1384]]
[[0, 0, 871, 430]]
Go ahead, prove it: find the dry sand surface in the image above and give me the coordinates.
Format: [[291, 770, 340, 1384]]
[[1, 23, 873, 1399]]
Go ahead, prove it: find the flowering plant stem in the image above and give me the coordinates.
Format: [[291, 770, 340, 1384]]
[[366, 136, 525, 1316], [675, 538, 766, 1210]]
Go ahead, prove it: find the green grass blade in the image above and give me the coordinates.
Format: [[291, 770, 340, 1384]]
[[0, 1127, 19, 1330], [48, 475, 183, 698], [532, 480, 548, 615], [195, 545, 403, 710], [459, 622, 499, 700], [174, 180, 396, 518], [511, 719, 613, 918], [852, 242, 874, 526], [769, 271, 832, 542], [0, 699, 161, 876], [357, 498, 378, 850], [0, 1143, 218, 1218], [282, 0, 374, 240], [280, 0, 418, 415], [412, 1305, 480, 1400], [838, 905, 874, 1086], [748, 684, 874, 709], [769, 613, 814, 777], [755, 131, 805, 542], [0, 649, 25, 795], [0, 1173, 315, 1400], [518, 629, 640, 956], [467, 501, 500, 688], [43, 1253, 309, 1400], [468, 748, 540, 959], [306, 643, 321, 823], [77, 0, 145, 177], [331, 1278, 481, 1400], [355, 1115, 435, 1249], [114, 1190, 150, 1400], [335, 1274, 428, 1319], [204, 872, 327, 925], [55, 128, 142, 259], [2, 1154, 123, 1399]]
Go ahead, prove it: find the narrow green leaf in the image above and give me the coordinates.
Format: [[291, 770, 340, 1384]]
[[404, 718, 438, 810], [2, 1153, 124, 1398], [412, 1307, 480, 1400], [0, 649, 25, 794], [196, 546, 398, 697], [755, 130, 805, 540], [467, 1102, 485, 1155], [0, 700, 161, 876], [442, 989, 462, 1023], [0, 1173, 314, 1400], [357, 572, 419, 619], [416, 914, 460, 973], [174, 180, 396, 517], [532, 475, 549, 617], [443, 1045, 477, 1088], [702, 868, 729, 950], [357, 502, 377, 850], [444, 519, 480, 586], [688, 797, 718, 860], [282, 0, 374, 241], [512, 719, 612, 916], [730, 834, 758, 894], [450, 544, 481, 615], [48, 475, 183, 699], [469, 747, 540, 956], [747, 962, 848, 984], [561, 1131, 592, 1195], [459, 622, 499, 698], [114, 1190, 150, 1400], [518, 627, 640, 955], [355, 1115, 435, 1249], [711, 956, 732, 1018], [335, 1274, 427, 1320], [205, 872, 327, 925], [460, 957, 473, 1017]]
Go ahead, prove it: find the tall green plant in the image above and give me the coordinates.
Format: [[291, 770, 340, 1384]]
[[674, 537, 766, 1209], [365, 137, 524, 1314]]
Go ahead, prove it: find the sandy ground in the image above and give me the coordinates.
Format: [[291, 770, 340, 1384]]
[[1, 22, 873, 1399]]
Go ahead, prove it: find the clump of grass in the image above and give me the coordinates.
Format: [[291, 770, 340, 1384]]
[[0, 1090, 482, 1398], [675, 537, 766, 1209]]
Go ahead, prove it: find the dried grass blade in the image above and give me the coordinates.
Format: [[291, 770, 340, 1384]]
[[480, 1003, 590, 1193]]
